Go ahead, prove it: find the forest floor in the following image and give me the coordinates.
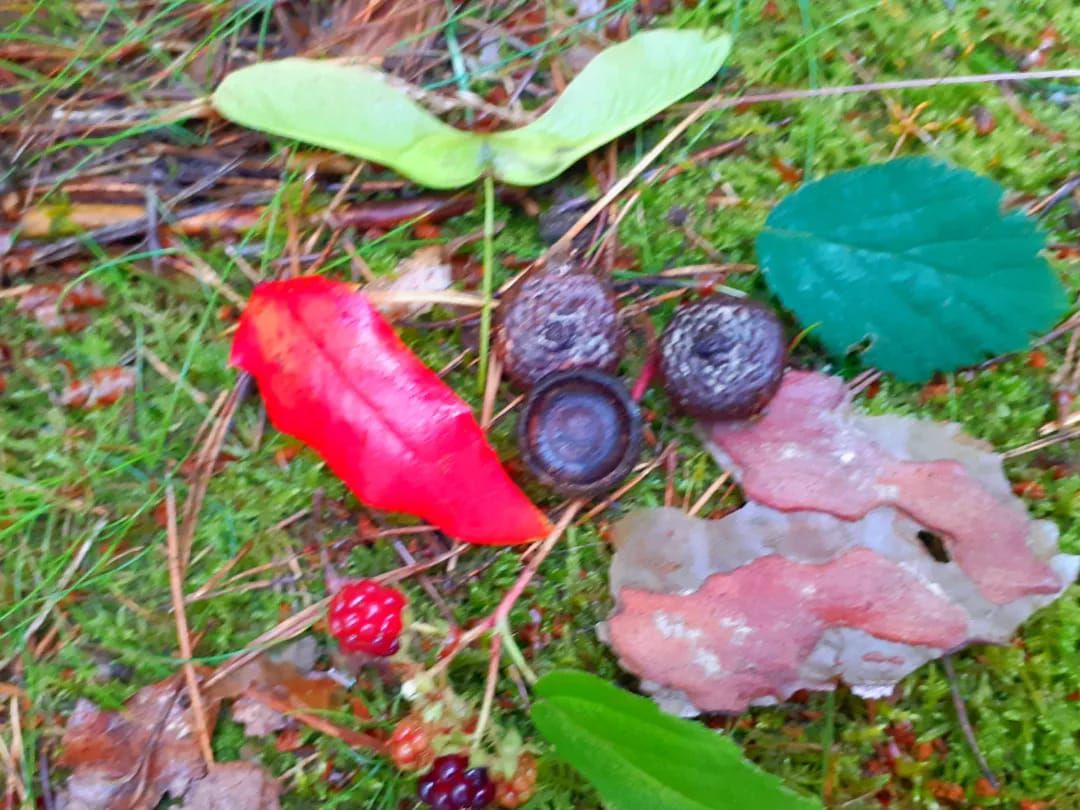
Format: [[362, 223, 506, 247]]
[[1, 1, 1077, 808]]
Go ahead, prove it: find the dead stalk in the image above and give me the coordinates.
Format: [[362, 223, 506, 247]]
[[165, 486, 215, 769], [425, 502, 583, 680]]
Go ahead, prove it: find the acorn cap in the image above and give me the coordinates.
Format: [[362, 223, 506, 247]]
[[659, 295, 786, 420], [517, 368, 642, 498], [495, 262, 622, 389]]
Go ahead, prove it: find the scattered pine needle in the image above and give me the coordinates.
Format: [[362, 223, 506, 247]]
[[164, 485, 215, 769]]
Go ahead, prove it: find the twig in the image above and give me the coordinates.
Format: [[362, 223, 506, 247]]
[[425, 502, 583, 679], [551, 69, 1080, 255], [478, 174, 497, 394], [821, 690, 836, 802], [488, 392, 525, 429], [471, 630, 502, 751], [247, 688, 385, 754], [178, 375, 249, 569], [1002, 427, 1080, 458], [391, 539, 456, 623], [140, 345, 209, 406], [204, 599, 330, 691], [186, 539, 255, 603], [550, 99, 715, 256], [38, 737, 55, 810], [5, 696, 25, 805], [164, 486, 215, 769], [942, 655, 998, 789], [481, 354, 502, 430], [688, 472, 731, 517], [0, 284, 32, 300], [577, 451, 669, 525], [366, 289, 488, 308], [1028, 173, 1080, 218], [681, 69, 1080, 110], [848, 369, 882, 396], [172, 254, 248, 308]]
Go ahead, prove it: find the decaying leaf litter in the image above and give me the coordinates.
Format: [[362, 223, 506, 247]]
[[1, 1, 1078, 808]]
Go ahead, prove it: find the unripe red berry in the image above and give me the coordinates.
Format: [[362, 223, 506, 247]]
[[327, 579, 406, 656]]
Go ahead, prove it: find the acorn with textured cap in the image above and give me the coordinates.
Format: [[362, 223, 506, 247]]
[[495, 261, 622, 389], [659, 295, 786, 420]]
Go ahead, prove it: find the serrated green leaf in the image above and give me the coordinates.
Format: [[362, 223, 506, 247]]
[[212, 59, 484, 189], [211, 29, 730, 189], [531, 671, 821, 810], [489, 29, 732, 185], [756, 157, 1068, 380]]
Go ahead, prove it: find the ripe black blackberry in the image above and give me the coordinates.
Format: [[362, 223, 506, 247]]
[[417, 754, 495, 809]]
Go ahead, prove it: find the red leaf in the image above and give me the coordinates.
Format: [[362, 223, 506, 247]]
[[230, 276, 549, 545]]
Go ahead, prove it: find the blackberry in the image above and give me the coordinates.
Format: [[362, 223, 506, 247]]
[[417, 754, 495, 809]]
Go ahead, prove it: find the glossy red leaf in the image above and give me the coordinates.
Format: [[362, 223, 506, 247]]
[[231, 276, 549, 545]]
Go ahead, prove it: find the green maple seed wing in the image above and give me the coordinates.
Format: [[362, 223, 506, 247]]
[[212, 58, 484, 189], [489, 29, 732, 186]]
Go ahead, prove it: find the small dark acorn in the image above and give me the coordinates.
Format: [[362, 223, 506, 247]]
[[659, 295, 786, 420], [495, 261, 622, 389], [517, 368, 642, 498]]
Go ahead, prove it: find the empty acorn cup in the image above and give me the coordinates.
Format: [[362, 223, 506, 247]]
[[517, 368, 642, 498]]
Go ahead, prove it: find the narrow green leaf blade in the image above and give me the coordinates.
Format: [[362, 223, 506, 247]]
[[490, 29, 732, 186], [212, 58, 484, 189], [531, 671, 821, 810], [757, 157, 1068, 380]]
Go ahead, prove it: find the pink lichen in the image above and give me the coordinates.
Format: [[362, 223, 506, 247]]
[[603, 370, 1077, 715], [703, 371, 1060, 603], [607, 549, 969, 714]]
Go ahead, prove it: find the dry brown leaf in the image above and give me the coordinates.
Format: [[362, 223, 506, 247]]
[[56, 675, 220, 810], [205, 640, 344, 738], [367, 245, 452, 322], [179, 762, 280, 810], [702, 371, 1063, 603], [605, 503, 1076, 715], [19, 203, 145, 237], [60, 366, 136, 409], [16, 281, 106, 333]]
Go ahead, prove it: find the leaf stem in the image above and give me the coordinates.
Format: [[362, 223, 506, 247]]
[[478, 174, 495, 394], [497, 615, 538, 684], [820, 690, 835, 801]]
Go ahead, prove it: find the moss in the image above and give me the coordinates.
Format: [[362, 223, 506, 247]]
[[2, 0, 1078, 807]]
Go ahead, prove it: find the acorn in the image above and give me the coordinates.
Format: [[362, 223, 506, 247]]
[[495, 261, 622, 389], [659, 295, 786, 420], [517, 369, 642, 498]]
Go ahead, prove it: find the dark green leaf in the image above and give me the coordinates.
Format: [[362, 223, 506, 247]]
[[531, 670, 821, 810], [756, 157, 1068, 380]]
